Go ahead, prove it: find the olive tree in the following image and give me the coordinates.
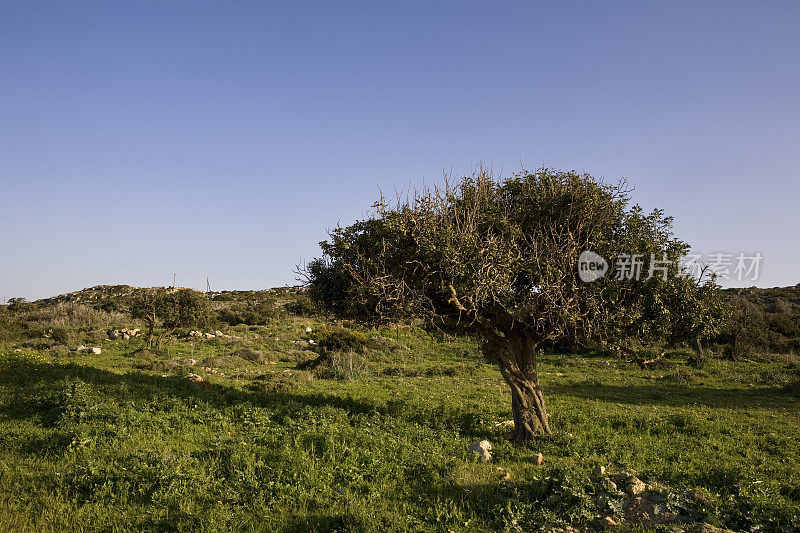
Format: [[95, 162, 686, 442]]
[[304, 168, 720, 441], [131, 288, 211, 349]]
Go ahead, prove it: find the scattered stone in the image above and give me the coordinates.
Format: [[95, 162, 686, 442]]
[[601, 516, 617, 527], [186, 373, 204, 383], [13, 348, 21, 353], [214, 330, 224, 337], [533, 452, 544, 465], [76, 345, 87, 352], [494, 420, 515, 428], [683, 488, 707, 504], [187, 359, 197, 365], [90, 347, 102, 355], [112, 328, 140, 339], [468, 440, 492, 462], [202, 333, 216, 340], [305, 327, 313, 333], [594, 465, 606, 476], [625, 475, 647, 495]]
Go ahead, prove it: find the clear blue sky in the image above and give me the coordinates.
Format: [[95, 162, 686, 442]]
[[2, 1, 799, 300]]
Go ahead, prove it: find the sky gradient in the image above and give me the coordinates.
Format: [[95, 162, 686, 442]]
[[2, 1, 799, 300]]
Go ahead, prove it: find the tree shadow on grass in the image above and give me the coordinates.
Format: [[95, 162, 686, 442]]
[[546, 381, 798, 410], [0, 358, 491, 438]]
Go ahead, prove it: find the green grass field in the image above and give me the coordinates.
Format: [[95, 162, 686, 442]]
[[1, 318, 798, 532]]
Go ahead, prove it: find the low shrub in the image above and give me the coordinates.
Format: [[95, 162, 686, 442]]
[[50, 327, 72, 346], [248, 372, 301, 393], [314, 327, 371, 353], [312, 350, 369, 380]]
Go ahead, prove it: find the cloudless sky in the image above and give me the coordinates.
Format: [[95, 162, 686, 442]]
[[2, 1, 799, 300]]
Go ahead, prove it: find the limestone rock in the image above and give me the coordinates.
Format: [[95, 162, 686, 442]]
[[90, 347, 102, 355], [468, 440, 492, 462], [625, 475, 647, 495]]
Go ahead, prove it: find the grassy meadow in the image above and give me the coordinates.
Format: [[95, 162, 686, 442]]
[[0, 290, 798, 532]]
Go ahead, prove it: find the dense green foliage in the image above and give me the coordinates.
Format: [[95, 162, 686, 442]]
[[717, 285, 800, 357], [306, 169, 724, 358]]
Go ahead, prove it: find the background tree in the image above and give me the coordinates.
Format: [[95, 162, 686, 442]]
[[304, 168, 721, 441], [131, 289, 161, 348], [131, 288, 211, 349], [721, 293, 767, 360]]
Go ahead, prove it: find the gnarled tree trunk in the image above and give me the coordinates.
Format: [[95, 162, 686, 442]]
[[155, 327, 175, 350], [485, 331, 551, 441]]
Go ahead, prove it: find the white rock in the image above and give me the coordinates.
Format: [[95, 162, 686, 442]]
[[90, 347, 102, 355], [186, 358, 197, 365], [214, 330, 224, 337], [305, 327, 313, 333], [76, 345, 87, 352], [468, 440, 493, 462], [202, 333, 215, 340]]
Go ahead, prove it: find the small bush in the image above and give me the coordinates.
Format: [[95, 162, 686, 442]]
[[312, 350, 369, 380], [757, 366, 796, 387], [231, 348, 271, 364], [201, 355, 248, 369], [50, 327, 72, 346], [315, 328, 371, 353], [661, 366, 698, 384], [284, 296, 316, 316], [249, 372, 300, 393], [50, 345, 71, 357]]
